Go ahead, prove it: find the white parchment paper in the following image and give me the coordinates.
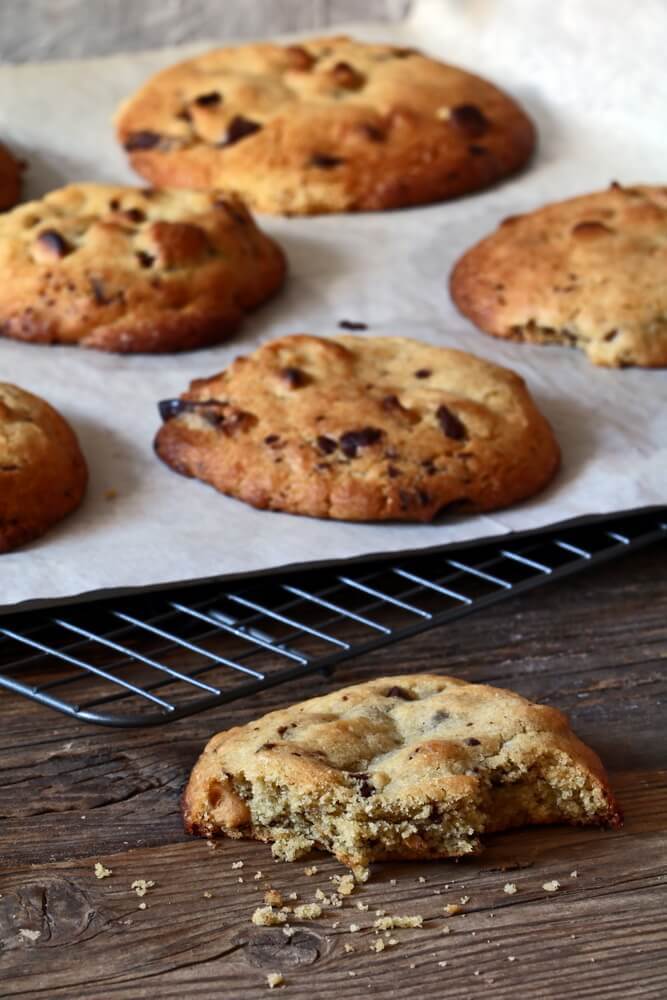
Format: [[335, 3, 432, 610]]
[[0, 0, 665, 611]]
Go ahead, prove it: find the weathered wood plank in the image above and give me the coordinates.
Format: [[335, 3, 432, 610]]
[[1, 768, 665, 998]]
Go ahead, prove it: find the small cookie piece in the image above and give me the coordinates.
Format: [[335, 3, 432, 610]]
[[0, 384, 87, 552], [0, 184, 285, 352], [115, 36, 535, 215], [154, 333, 559, 522], [0, 142, 22, 211], [451, 182, 667, 367], [183, 674, 622, 874]]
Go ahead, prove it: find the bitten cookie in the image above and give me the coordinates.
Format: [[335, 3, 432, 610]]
[[0, 384, 87, 552], [451, 182, 667, 367], [0, 183, 285, 352], [0, 141, 22, 211], [183, 673, 621, 875], [115, 36, 535, 215], [155, 333, 560, 522]]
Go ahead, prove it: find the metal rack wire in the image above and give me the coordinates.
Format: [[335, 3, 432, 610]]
[[1, 509, 665, 727]]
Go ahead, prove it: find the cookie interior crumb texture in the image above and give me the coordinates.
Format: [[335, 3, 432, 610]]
[[115, 36, 535, 215], [182, 673, 621, 876], [0, 382, 88, 553], [154, 333, 560, 522], [450, 182, 667, 367], [0, 183, 285, 353]]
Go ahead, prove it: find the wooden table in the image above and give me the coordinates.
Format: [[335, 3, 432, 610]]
[[1, 4, 666, 997], [1, 541, 666, 998]]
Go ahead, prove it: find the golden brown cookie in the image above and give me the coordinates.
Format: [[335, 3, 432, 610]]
[[183, 673, 621, 875], [451, 182, 667, 367], [154, 333, 560, 522], [0, 183, 286, 352], [115, 36, 535, 215], [0, 384, 87, 552], [0, 141, 22, 211]]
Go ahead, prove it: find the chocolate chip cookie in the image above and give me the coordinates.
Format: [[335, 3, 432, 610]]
[[155, 333, 560, 521], [0, 141, 22, 211], [115, 36, 535, 215], [183, 673, 621, 875], [0, 183, 286, 352], [0, 384, 87, 552], [451, 182, 667, 367]]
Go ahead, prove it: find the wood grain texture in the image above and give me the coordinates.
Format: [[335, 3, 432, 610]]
[[0, 0, 412, 62], [1, 544, 666, 998]]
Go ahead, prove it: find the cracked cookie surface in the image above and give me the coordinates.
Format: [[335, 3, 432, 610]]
[[154, 333, 560, 522], [0, 141, 22, 211], [451, 182, 667, 367], [115, 35, 535, 215], [183, 673, 621, 874], [0, 183, 285, 352], [0, 383, 87, 552]]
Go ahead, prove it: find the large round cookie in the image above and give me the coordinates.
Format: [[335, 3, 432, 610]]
[[155, 334, 559, 521], [115, 36, 535, 215], [183, 673, 621, 874], [451, 182, 667, 368], [0, 184, 286, 352], [0, 141, 22, 211], [0, 384, 87, 553]]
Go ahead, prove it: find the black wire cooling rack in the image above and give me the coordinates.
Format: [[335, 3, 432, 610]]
[[1, 509, 665, 727]]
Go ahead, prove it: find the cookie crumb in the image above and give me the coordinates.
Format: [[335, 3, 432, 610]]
[[293, 903, 322, 920], [370, 939, 385, 953], [444, 904, 462, 916], [252, 906, 287, 926], [389, 879, 397, 886], [264, 889, 284, 907], [417, 876, 427, 884], [267, 972, 284, 990], [131, 879, 155, 897], [543, 880, 560, 893], [138, 902, 147, 910], [508, 955, 516, 962], [349, 923, 361, 933], [232, 860, 244, 870], [503, 883, 518, 895], [94, 862, 112, 879], [374, 915, 423, 930], [438, 960, 448, 968], [570, 870, 578, 879], [356, 902, 369, 911], [459, 895, 470, 904], [334, 874, 356, 896], [344, 943, 355, 953], [441, 926, 451, 935], [254, 871, 264, 880], [203, 891, 212, 899], [304, 866, 318, 876]]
